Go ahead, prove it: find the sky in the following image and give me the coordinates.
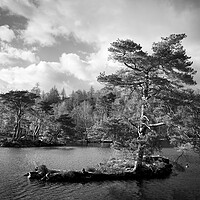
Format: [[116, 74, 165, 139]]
[[0, 0, 200, 95]]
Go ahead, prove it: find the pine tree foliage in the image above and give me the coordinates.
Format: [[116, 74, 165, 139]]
[[98, 34, 196, 100], [97, 34, 197, 169]]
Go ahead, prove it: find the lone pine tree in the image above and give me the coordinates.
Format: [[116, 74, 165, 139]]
[[98, 34, 196, 171]]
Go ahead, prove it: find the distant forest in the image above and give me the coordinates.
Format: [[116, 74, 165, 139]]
[[0, 84, 140, 144], [0, 83, 200, 148]]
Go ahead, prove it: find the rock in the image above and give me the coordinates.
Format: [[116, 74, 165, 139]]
[[27, 172, 42, 179]]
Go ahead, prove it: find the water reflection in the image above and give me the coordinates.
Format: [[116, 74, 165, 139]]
[[108, 181, 141, 200], [41, 147, 75, 151]]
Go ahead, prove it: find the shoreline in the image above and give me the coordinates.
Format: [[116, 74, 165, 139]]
[[0, 138, 112, 148]]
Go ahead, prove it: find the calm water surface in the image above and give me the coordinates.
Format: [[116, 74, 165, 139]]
[[0, 146, 200, 200]]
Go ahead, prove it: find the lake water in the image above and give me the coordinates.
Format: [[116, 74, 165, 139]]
[[0, 146, 200, 200]]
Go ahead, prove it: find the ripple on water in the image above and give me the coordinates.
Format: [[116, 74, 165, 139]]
[[0, 147, 200, 200]]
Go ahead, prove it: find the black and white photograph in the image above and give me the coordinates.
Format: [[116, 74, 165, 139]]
[[0, 0, 200, 199]]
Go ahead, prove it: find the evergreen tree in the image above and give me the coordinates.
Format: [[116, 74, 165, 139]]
[[0, 91, 39, 140], [60, 88, 67, 100], [31, 83, 41, 96], [56, 114, 76, 141], [98, 34, 196, 170], [45, 86, 61, 104]]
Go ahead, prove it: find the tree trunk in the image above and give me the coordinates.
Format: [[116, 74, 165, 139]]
[[133, 142, 145, 171], [13, 119, 21, 141], [33, 124, 41, 141], [133, 94, 147, 171], [13, 108, 23, 141]]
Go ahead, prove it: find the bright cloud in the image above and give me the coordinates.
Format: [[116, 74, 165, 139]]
[[0, 25, 15, 42], [0, 41, 40, 65], [60, 53, 91, 81], [60, 44, 120, 84], [0, 56, 103, 94], [0, 61, 66, 92]]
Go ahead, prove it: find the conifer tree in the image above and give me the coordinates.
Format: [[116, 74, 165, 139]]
[[98, 34, 196, 170], [0, 91, 39, 140]]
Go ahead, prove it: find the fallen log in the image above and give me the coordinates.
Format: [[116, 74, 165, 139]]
[[24, 155, 173, 183]]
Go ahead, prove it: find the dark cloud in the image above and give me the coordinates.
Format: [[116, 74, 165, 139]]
[[29, 0, 40, 8], [0, 7, 28, 30], [169, 0, 200, 12]]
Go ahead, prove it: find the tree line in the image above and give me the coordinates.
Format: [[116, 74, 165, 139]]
[[0, 83, 132, 144], [0, 34, 200, 159]]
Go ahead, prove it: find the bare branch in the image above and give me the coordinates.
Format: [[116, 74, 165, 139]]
[[149, 122, 165, 127], [124, 62, 142, 72]]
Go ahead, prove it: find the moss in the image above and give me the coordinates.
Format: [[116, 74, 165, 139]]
[[26, 156, 173, 183]]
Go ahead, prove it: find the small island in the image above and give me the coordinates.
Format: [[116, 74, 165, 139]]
[[25, 155, 173, 183]]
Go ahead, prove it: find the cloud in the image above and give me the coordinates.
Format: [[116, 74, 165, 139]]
[[169, 0, 200, 12], [1, 0, 200, 47], [60, 45, 120, 84], [0, 56, 103, 94], [2, 0, 200, 61], [1, 0, 200, 53], [60, 53, 91, 81], [0, 25, 15, 42], [0, 0, 200, 91], [0, 0, 37, 19], [0, 78, 9, 92], [0, 41, 40, 65], [0, 61, 66, 92], [0, 0, 172, 47]]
